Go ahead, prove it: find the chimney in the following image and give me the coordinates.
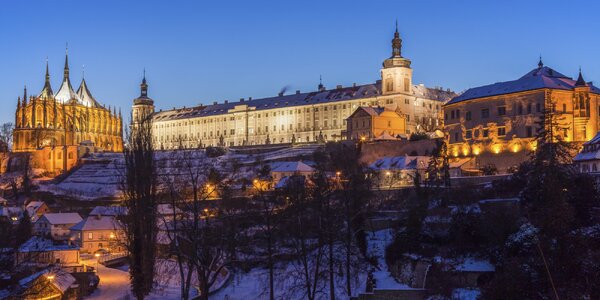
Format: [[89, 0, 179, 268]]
[[296, 90, 300, 95], [336, 85, 342, 90], [240, 98, 244, 102], [213, 101, 217, 105], [224, 100, 228, 104], [278, 92, 284, 97], [249, 97, 252, 100]]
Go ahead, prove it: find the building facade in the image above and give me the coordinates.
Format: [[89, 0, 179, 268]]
[[443, 60, 600, 159], [132, 26, 455, 149], [346, 106, 406, 140], [12, 52, 123, 174]]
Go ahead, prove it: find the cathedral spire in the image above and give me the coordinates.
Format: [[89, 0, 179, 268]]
[[538, 55, 543, 68], [391, 21, 402, 58], [39, 58, 54, 98], [63, 45, 70, 80]]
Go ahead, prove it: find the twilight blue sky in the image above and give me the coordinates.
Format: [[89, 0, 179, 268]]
[[1, 0, 600, 124]]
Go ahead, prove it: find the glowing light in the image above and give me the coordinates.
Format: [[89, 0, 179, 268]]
[[110, 233, 115, 239], [94, 253, 100, 258], [385, 171, 391, 176], [46, 275, 55, 281], [492, 144, 502, 154], [360, 136, 366, 141], [253, 179, 258, 184], [472, 147, 480, 155], [335, 171, 341, 176], [511, 144, 520, 153]]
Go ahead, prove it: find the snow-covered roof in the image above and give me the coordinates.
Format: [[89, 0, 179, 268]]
[[157, 203, 182, 216], [0, 206, 23, 219], [374, 131, 398, 141], [454, 258, 495, 272], [18, 236, 79, 252], [76, 78, 101, 108], [38, 213, 82, 225], [25, 201, 45, 216], [70, 215, 122, 231], [18, 268, 76, 293], [271, 161, 315, 173], [370, 155, 428, 171], [54, 76, 81, 104], [89, 206, 127, 216], [152, 82, 455, 122], [447, 66, 600, 105], [575, 131, 600, 162]]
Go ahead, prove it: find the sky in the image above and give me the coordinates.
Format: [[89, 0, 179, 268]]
[[1, 0, 600, 124]]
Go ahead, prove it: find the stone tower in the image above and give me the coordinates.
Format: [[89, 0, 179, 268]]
[[381, 22, 413, 95]]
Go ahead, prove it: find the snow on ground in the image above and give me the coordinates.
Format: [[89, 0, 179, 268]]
[[451, 288, 481, 300], [366, 229, 416, 290], [84, 258, 132, 300]]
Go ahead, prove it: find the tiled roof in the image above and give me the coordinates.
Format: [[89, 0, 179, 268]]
[[152, 83, 456, 122], [447, 66, 600, 105], [70, 215, 122, 231]]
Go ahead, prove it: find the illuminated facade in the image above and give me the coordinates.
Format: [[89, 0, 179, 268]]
[[346, 106, 406, 140], [132, 26, 455, 149], [13, 52, 123, 174], [443, 59, 600, 158]]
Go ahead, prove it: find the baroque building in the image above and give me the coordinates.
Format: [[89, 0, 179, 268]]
[[131, 26, 455, 149], [443, 59, 600, 170], [13, 52, 123, 174]]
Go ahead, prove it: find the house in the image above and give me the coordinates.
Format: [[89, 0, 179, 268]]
[[14, 268, 78, 300], [157, 203, 184, 221], [0, 206, 23, 225], [34, 213, 83, 241], [25, 201, 50, 222], [70, 215, 124, 254], [574, 131, 600, 173], [270, 161, 315, 184], [16, 236, 80, 270], [346, 106, 407, 141], [369, 155, 429, 188]]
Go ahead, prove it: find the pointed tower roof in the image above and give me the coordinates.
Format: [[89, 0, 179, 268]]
[[575, 67, 588, 87], [38, 59, 54, 99], [77, 77, 100, 108], [538, 55, 544, 68], [134, 70, 154, 105], [55, 48, 81, 104], [382, 21, 411, 69]]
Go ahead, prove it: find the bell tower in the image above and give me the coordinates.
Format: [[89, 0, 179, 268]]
[[381, 21, 413, 95], [131, 70, 155, 126]]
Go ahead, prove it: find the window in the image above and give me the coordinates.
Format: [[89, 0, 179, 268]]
[[466, 111, 472, 121], [526, 126, 533, 137], [404, 78, 410, 92], [388, 121, 392, 127], [497, 127, 506, 136], [445, 113, 448, 121], [562, 103, 567, 113], [483, 129, 489, 138], [536, 103, 541, 112], [465, 130, 472, 139], [456, 110, 460, 118], [451, 111, 455, 119], [405, 99, 410, 105], [88, 232, 93, 240], [498, 106, 506, 116], [518, 104, 523, 115], [454, 132, 459, 142], [481, 109, 489, 118], [527, 103, 532, 114]]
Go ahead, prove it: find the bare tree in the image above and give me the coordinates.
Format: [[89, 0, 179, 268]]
[[121, 115, 158, 299]]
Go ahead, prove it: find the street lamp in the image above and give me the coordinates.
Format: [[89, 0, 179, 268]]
[[94, 253, 100, 275]]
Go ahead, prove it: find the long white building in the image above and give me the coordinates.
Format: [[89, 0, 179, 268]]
[[131, 26, 455, 149]]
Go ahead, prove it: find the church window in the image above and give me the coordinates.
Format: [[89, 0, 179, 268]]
[[498, 106, 506, 116], [386, 79, 393, 92], [497, 127, 506, 136], [404, 78, 410, 92], [481, 109, 489, 118], [526, 126, 533, 137]]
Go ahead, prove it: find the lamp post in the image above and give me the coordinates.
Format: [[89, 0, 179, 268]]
[[94, 253, 100, 276]]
